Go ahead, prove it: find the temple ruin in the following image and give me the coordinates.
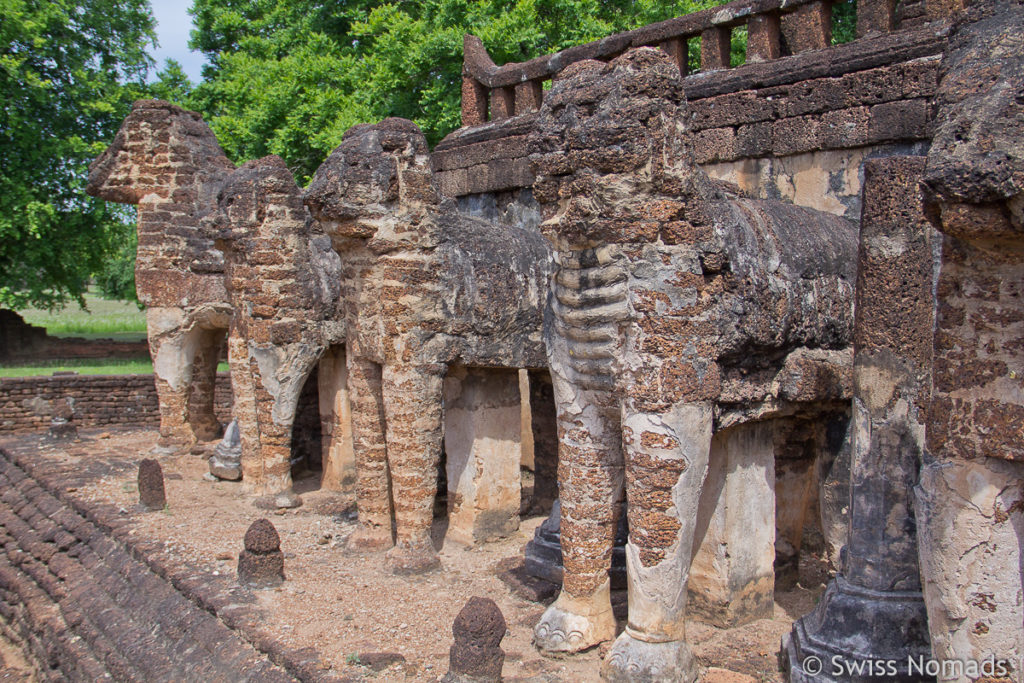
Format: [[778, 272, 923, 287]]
[[0, 0, 1011, 678]]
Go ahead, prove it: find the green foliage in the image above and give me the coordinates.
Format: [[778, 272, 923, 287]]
[[93, 217, 140, 304], [0, 0, 156, 311], [187, 0, 725, 183], [832, 0, 858, 45], [147, 58, 194, 106]]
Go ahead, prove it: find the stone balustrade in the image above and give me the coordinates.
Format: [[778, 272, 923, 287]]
[[461, 0, 924, 126]]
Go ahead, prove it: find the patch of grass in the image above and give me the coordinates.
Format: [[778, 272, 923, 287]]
[[0, 359, 154, 378], [19, 290, 146, 339], [0, 359, 229, 378]]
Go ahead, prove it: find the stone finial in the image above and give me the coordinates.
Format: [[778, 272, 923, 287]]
[[48, 398, 77, 441], [443, 597, 507, 682], [208, 419, 242, 481], [237, 518, 285, 588], [137, 459, 166, 511]]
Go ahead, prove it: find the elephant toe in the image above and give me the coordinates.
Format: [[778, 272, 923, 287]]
[[601, 632, 698, 683]]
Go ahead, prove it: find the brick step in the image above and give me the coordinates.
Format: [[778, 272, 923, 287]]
[[0, 451, 299, 682]]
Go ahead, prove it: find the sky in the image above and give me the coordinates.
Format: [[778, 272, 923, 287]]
[[149, 1, 207, 83]]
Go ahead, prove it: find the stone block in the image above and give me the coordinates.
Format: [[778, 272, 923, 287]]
[[443, 367, 522, 545], [137, 459, 166, 512], [868, 99, 929, 142], [915, 457, 1024, 672], [689, 421, 775, 627], [317, 347, 355, 491], [692, 127, 737, 164]]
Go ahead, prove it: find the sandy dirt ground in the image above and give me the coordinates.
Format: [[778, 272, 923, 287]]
[[1, 427, 830, 682]]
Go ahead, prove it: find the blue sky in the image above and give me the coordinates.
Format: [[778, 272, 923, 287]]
[[150, 1, 206, 83]]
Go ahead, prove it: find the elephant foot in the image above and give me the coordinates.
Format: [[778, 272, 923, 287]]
[[601, 631, 699, 683], [385, 538, 440, 574], [254, 491, 303, 510], [533, 583, 615, 655], [346, 523, 393, 551], [192, 420, 224, 442], [152, 437, 189, 455]]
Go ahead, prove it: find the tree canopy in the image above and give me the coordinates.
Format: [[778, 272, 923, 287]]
[[0, 0, 156, 310], [185, 0, 725, 183]]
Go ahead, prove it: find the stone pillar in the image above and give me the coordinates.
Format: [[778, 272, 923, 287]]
[[148, 307, 196, 453], [527, 369, 558, 515], [773, 419, 822, 585], [785, 157, 934, 681], [318, 346, 355, 491], [689, 421, 775, 627], [188, 328, 225, 442], [781, 0, 832, 54], [443, 366, 523, 545], [700, 27, 731, 71]]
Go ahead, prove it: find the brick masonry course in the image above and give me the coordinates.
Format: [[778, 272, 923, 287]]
[[0, 374, 232, 434], [0, 440, 353, 682]]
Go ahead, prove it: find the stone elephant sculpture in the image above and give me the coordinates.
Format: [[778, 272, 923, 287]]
[[304, 118, 553, 572], [528, 49, 857, 681], [87, 100, 234, 452], [205, 155, 342, 503]]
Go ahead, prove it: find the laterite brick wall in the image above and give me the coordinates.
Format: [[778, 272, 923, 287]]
[[0, 374, 232, 434]]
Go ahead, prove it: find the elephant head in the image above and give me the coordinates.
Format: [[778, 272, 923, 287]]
[[304, 117, 440, 253]]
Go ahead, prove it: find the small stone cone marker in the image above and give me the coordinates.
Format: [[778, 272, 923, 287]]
[[443, 597, 507, 682], [137, 458, 166, 511], [237, 518, 285, 588]]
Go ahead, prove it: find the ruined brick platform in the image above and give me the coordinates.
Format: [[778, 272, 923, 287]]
[[0, 441, 343, 682], [0, 429, 830, 681]]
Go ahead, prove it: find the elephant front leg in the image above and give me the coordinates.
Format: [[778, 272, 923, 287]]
[[148, 325, 195, 454], [346, 356, 394, 550], [382, 364, 444, 574], [534, 386, 623, 654], [602, 400, 712, 683]]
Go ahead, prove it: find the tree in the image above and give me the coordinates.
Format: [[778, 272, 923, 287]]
[[0, 0, 156, 310], [187, 0, 725, 183]]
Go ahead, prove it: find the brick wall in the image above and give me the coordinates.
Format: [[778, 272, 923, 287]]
[[0, 374, 233, 434]]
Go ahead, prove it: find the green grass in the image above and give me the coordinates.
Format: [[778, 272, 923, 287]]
[[0, 360, 229, 379], [19, 290, 147, 340], [0, 359, 154, 378]]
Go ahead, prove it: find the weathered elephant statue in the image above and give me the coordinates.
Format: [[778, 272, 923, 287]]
[[205, 155, 342, 503], [915, 0, 1024, 668], [528, 48, 857, 681], [304, 118, 552, 572], [86, 100, 234, 452]]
